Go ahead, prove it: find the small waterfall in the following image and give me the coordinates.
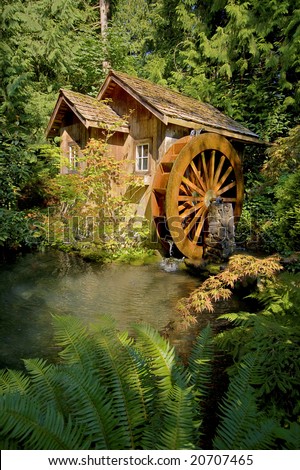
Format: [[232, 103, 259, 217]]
[[167, 240, 174, 257], [160, 240, 185, 272]]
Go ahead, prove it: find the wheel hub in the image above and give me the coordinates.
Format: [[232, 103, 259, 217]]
[[204, 189, 216, 207]]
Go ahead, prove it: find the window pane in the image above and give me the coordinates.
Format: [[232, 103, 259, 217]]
[[142, 157, 148, 170], [136, 143, 149, 172], [69, 145, 79, 169], [143, 144, 148, 157]]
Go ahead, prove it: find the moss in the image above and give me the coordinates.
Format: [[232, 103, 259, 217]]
[[142, 251, 163, 264], [80, 249, 106, 263], [206, 263, 222, 275]]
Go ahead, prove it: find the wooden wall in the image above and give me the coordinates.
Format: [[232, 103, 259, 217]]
[[59, 85, 193, 218]]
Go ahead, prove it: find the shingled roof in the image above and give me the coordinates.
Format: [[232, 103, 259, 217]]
[[46, 88, 128, 138], [98, 70, 262, 145], [47, 70, 263, 144]]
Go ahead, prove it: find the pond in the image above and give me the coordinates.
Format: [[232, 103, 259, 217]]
[[0, 250, 201, 370]]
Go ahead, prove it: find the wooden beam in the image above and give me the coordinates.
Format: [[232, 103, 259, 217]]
[[45, 94, 65, 137], [62, 97, 89, 129], [86, 120, 129, 133], [167, 117, 267, 145]]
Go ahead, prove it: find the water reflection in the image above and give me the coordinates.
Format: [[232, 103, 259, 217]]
[[0, 251, 200, 369]]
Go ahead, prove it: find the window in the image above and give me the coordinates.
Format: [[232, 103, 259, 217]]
[[68, 144, 79, 170], [135, 143, 150, 172]]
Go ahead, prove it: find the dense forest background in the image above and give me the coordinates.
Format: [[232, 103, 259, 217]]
[[0, 0, 300, 254], [1, 1, 300, 450]]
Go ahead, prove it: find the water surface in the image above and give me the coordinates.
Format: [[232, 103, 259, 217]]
[[0, 251, 200, 369]]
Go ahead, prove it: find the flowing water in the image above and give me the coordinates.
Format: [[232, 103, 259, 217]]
[[0, 250, 201, 369]]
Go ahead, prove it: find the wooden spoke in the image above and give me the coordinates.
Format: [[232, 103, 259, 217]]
[[163, 133, 244, 261], [180, 201, 203, 220], [198, 155, 202, 172], [215, 166, 233, 191], [190, 161, 206, 193], [181, 175, 203, 195], [183, 205, 206, 237], [179, 183, 191, 196], [178, 202, 191, 212], [222, 197, 237, 202], [178, 195, 202, 201], [209, 150, 215, 187], [185, 167, 194, 185], [212, 155, 226, 187], [201, 152, 209, 186], [193, 212, 206, 243], [217, 180, 236, 195]]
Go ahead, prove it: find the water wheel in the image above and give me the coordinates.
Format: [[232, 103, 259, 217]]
[[151, 133, 244, 259]]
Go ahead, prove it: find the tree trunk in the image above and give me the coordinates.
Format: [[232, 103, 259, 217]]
[[99, 0, 110, 72], [99, 0, 109, 37]]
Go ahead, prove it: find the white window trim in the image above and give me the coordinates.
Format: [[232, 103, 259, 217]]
[[68, 143, 79, 170], [135, 141, 151, 174]]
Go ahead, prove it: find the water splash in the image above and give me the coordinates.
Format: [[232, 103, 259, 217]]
[[159, 257, 185, 273]]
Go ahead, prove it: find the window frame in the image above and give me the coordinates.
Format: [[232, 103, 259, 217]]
[[68, 142, 80, 170], [135, 141, 151, 174]]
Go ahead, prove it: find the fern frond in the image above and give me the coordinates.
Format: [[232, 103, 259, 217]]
[[217, 312, 254, 326], [0, 394, 87, 449], [213, 354, 276, 450], [215, 326, 249, 360], [22, 359, 64, 414], [52, 315, 99, 367], [241, 419, 277, 449], [0, 369, 30, 395], [94, 326, 147, 449], [133, 323, 185, 400], [188, 325, 214, 397], [118, 331, 154, 416], [156, 385, 198, 450], [0, 437, 20, 450], [275, 422, 300, 450], [57, 364, 123, 449]]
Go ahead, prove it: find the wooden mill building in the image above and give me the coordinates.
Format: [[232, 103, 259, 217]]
[[46, 70, 262, 259]]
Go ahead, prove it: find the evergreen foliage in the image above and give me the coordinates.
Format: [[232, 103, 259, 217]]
[[213, 354, 278, 450], [236, 125, 300, 254], [1, 0, 300, 254], [0, 317, 214, 450], [0, 308, 298, 450], [214, 272, 300, 448]]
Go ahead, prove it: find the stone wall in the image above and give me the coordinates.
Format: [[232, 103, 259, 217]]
[[204, 202, 235, 260]]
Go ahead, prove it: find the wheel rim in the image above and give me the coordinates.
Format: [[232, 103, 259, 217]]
[[151, 136, 191, 253], [165, 133, 243, 259]]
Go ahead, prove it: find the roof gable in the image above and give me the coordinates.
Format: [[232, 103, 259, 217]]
[[98, 70, 263, 145], [46, 89, 129, 138]]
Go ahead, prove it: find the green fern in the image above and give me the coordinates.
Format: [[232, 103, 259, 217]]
[[213, 354, 277, 450], [133, 323, 186, 401], [0, 394, 87, 449], [0, 369, 30, 395], [22, 359, 65, 414], [93, 325, 148, 448], [188, 324, 214, 396], [57, 364, 123, 449], [156, 384, 199, 450], [0, 311, 298, 450], [275, 422, 300, 450], [52, 314, 99, 368], [0, 316, 215, 450]]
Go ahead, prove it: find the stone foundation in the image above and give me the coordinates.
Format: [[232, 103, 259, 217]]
[[204, 202, 235, 261]]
